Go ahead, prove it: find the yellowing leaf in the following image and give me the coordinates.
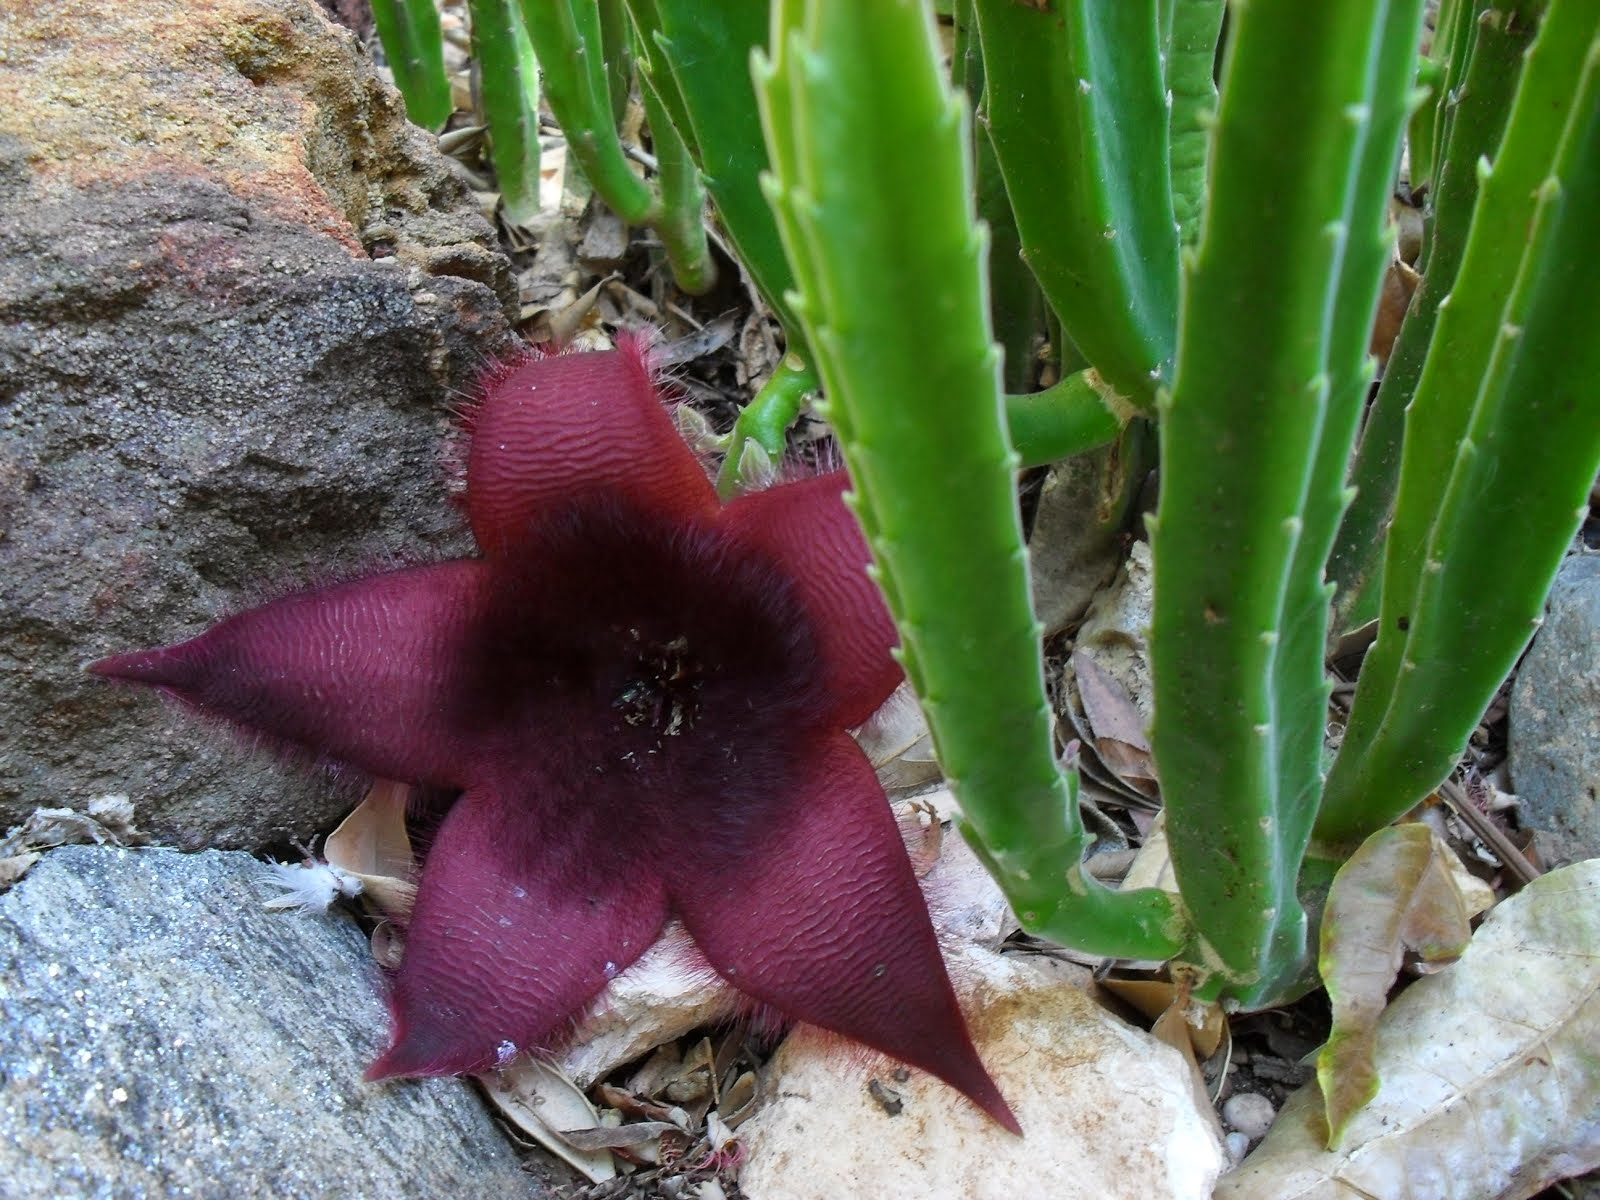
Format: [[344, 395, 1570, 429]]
[[1316, 824, 1476, 1144], [1216, 857, 1600, 1200]]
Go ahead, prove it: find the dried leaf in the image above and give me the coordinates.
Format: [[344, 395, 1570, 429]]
[[718, 1070, 760, 1127], [1121, 813, 1179, 895], [1316, 824, 1475, 1145], [0, 795, 143, 856], [856, 682, 941, 792], [1100, 977, 1225, 1059], [480, 1058, 617, 1184], [323, 780, 418, 919], [1072, 651, 1151, 751], [557, 1120, 681, 1151], [1071, 650, 1160, 796], [0, 852, 40, 889], [1216, 858, 1600, 1200]]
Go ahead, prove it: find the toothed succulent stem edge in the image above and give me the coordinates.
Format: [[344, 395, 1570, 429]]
[[372, 0, 453, 130], [1151, 0, 1425, 1004], [758, 0, 1184, 960], [1319, 4, 1600, 845]]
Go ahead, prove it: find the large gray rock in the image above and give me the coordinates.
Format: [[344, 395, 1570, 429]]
[[0, 0, 516, 849], [0, 845, 555, 1198], [1510, 552, 1600, 865]]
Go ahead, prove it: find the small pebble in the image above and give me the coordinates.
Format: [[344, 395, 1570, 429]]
[[1224, 1131, 1252, 1164], [1222, 1091, 1277, 1140]]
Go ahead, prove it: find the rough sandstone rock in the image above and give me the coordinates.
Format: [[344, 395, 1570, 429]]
[[0, 845, 554, 1198], [0, 0, 517, 848]]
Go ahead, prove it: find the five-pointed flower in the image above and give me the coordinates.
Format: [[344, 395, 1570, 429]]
[[90, 340, 1017, 1132]]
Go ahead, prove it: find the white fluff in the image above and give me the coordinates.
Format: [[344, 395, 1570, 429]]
[[260, 859, 363, 913]]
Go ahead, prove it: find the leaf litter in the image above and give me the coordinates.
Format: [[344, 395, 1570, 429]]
[[1217, 857, 1600, 1200]]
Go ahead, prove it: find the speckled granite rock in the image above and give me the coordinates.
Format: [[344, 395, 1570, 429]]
[[0, 0, 516, 849], [0, 845, 556, 1199], [1510, 552, 1600, 865]]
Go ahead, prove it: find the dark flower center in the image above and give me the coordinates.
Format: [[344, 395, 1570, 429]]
[[611, 631, 701, 737], [464, 492, 828, 791]]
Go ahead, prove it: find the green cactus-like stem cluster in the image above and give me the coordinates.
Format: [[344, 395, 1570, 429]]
[[757, 0, 1183, 960], [1319, 1, 1600, 846], [1151, 0, 1426, 1004], [973, 0, 1180, 411], [1329, 1, 1545, 630], [466, 0, 543, 228]]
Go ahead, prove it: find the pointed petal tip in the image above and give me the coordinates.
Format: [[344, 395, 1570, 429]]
[[365, 1026, 487, 1082], [85, 647, 187, 688], [920, 1032, 1021, 1134], [966, 1074, 1023, 1136]]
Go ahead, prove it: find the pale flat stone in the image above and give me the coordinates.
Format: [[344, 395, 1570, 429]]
[[738, 945, 1225, 1200]]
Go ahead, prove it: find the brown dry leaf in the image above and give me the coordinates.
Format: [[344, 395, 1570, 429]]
[[1121, 812, 1180, 894], [1072, 650, 1150, 750], [0, 852, 40, 889], [1101, 977, 1225, 1060], [856, 682, 941, 793], [323, 780, 418, 919], [1316, 824, 1476, 1145], [1370, 257, 1420, 366], [1072, 650, 1160, 795], [558, 1121, 682, 1152], [1218, 857, 1600, 1200], [480, 1057, 617, 1184]]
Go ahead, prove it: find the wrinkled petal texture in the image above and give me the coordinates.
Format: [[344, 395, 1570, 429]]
[[369, 785, 669, 1078], [720, 472, 902, 728], [670, 731, 1019, 1134], [89, 563, 490, 786], [465, 337, 717, 556], [91, 343, 1011, 1129]]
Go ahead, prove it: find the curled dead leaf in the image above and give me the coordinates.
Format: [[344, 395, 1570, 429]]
[[1218, 857, 1600, 1200], [480, 1057, 617, 1184], [1316, 824, 1478, 1145], [322, 780, 418, 919]]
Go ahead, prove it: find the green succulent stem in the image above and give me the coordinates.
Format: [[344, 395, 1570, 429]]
[[714, 356, 817, 499], [1151, 0, 1426, 1005], [1407, 55, 1444, 192], [1005, 370, 1126, 469], [638, 80, 715, 295], [466, 0, 543, 227], [596, 0, 632, 126], [758, 0, 1183, 961], [631, 0, 808, 350], [1166, 0, 1225, 246], [1329, 1, 1544, 628], [1319, 2, 1600, 847], [519, 0, 658, 226], [372, 0, 454, 130], [972, 0, 1181, 409]]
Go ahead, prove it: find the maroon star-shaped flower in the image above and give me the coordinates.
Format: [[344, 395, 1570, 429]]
[[91, 339, 1016, 1131]]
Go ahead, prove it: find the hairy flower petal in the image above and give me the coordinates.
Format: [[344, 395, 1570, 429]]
[[466, 340, 717, 556], [92, 344, 1015, 1129], [89, 562, 491, 786], [368, 785, 670, 1079], [720, 472, 902, 727], [670, 730, 1018, 1133]]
